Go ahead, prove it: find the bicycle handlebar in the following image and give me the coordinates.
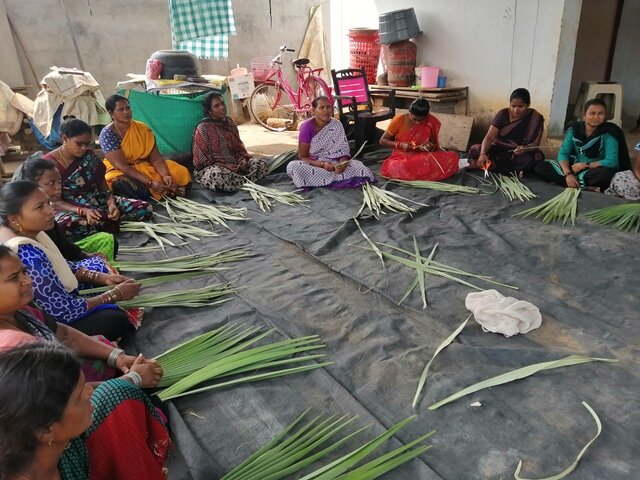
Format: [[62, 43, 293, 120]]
[[272, 46, 296, 64]]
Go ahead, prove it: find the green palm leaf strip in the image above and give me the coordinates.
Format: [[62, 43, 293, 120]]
[[493, 173, 537, 201], [386, 177, 486, 195], [158, 196, 247, 230], [112, 248, 250, 273], [429, 355, 618, 410], [120, 221, 219, 251], [241, 179, 308, 212], [356, 184, 428, 219], [118, 244, 172, 254], [358, 241, 518, 304], [268, 149, 299, 174], [514, 188, 580, 226], [412, 315, 470, 408], [156, 333, 329, 401], [584, 203, 640, 233], [222, 413, 433, 480], [299, 416, 433, 480], [117, 283, 237, 309], [353, 219, 384, 269], [514, 401, 602, 480], [79, 271, 210, 295]]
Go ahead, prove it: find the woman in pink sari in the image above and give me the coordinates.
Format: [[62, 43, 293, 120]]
[[379, 98, 459, 181]]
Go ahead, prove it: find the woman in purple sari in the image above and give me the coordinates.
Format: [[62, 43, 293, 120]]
[[468, 88, 544, 175], [286, 96, 375, 188], [42, 118, 152, 240]]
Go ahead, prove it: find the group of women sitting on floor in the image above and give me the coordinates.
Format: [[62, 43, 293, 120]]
[[1, 85, 638, 479]]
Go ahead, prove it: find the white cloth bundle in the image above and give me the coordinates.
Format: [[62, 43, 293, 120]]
[[465, 289, 542, 337]]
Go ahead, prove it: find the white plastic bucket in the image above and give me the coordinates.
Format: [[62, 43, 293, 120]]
[[421, 66, 440, 88]]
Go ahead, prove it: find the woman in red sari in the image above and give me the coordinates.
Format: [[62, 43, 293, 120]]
[[468, 88, 544, 174], [380, 98, 459, 181]]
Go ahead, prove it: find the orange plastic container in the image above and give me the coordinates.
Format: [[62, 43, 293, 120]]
[[349, 28, 381, 85]]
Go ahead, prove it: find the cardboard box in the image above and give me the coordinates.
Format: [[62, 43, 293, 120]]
[[227, 73, 255, 100]]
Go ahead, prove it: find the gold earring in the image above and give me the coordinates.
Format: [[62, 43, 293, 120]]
[[48, 438, 54, 446], [12, 221, 22, 233]]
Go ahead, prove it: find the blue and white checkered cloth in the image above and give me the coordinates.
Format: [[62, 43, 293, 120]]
[[169, 0, 236, 59]]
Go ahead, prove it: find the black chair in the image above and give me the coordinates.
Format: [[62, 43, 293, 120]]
[[330, 68, 396, 151]]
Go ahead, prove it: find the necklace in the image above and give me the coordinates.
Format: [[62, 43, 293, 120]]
[[58, 147, 72, 168], [113, 122, 125, 139]]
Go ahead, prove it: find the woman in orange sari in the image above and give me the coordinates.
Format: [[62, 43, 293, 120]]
[[379, 98, 459, 181], [99, 94, 191, 201]]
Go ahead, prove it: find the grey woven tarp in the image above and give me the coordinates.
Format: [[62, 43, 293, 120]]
[[121, 168, 639, 480]]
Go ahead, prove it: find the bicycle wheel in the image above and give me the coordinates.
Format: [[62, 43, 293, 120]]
[[249, 82, 296, 132], [300, 76, 333, 113]]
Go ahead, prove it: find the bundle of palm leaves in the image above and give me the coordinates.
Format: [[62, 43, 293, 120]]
[[357, 184, 428, 219], [386, 178, 485, 195], [514, 188, 581, 226], [118, 282, 236, 309], [119, 221, 219, 250], [221, 413, 433, 480], [584, 203, 640, 233], [159, 196, 247, 230], [241, 179, 307, 212], [114, 248, 250, 273], [492, 173, 537, 201], [154, 325, 330, 400]]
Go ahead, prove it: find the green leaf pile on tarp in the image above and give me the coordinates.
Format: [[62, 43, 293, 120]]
[[155, 328, 330, 401], [357, 184, 428, 219], [120, 221, 219, 250], [493, 173, 537, 201], [221, 414, 433, 480], [118, 282, 237, 309], [114, 248, 250, 273], [159, 196, 247, 230], [514, 188, 580, 226], [241, 179, 308, 212], [514, 401, 602, 480], [358, 238, 518, 306], [386, 178, 486, 195], [429, 355, 618, 410], [79, 271, 210, 295], [584, 203, 640, 233]]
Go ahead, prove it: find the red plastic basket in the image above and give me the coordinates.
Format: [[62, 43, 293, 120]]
[[251, 56, 273, 82], [348, 29, 381, 84]]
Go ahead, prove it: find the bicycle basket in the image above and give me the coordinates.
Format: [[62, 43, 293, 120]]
[[251, 56, 273, 82]]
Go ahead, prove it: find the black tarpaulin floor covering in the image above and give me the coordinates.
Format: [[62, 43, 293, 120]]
[[120, 166, 639, 480]]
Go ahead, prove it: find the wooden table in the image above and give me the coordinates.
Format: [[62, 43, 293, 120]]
[[369, 85, 469, 115]]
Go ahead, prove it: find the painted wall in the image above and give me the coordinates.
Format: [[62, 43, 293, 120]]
[[331, 0, 583, 138], [2, 0, 329, 98], [610, 0, 640, 127]]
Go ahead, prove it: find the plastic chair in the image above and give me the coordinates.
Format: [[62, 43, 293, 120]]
[[573, 81, 623, 127], [331, 68, 396, 151]]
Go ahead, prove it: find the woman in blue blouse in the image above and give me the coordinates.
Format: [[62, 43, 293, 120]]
[[535, 99, 630, 191], [0, 181, 141, 340]]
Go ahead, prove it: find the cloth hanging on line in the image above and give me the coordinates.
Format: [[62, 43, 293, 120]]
[[169, 0, 236, 59]]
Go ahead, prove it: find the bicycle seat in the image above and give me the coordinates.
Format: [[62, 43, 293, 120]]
[[292, 58, 310, 67]]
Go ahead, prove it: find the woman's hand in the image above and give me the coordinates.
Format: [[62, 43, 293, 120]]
[[111, 279, 141, 301], [106, 196, 121, 221], [571, 163, 588, 174], [129, 354, 164, 388], [335, 160, 349, 174], [103, 273, 134, 286], [83, 208, 102, 226], [149, 179, 168, 194], [512, 145, 526, 156], [565, 173, 580, 188], [477, 154, 490, 168], [320, 161, 335, 172], [417, 142, 435, 152], [162, 175, 177, 190]]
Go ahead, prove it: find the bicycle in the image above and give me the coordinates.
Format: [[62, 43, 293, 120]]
[[249, 46, 333, 132]]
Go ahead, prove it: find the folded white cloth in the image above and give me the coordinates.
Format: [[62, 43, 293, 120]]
[[465, 289, 542, 337]]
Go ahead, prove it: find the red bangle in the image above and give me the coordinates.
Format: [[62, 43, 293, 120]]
[[76, 206, 84, 216]]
